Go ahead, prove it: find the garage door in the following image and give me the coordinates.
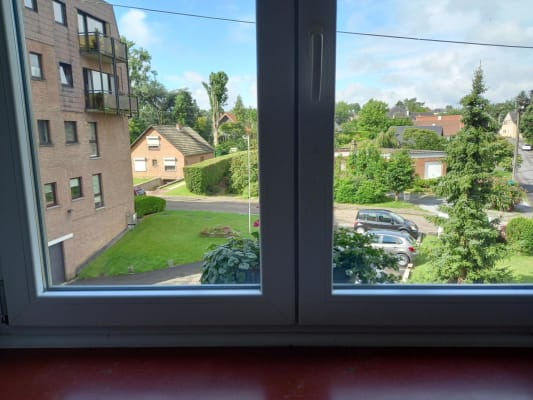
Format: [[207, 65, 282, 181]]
[[424, 161, 443, 179]]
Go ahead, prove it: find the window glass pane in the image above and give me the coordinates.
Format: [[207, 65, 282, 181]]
[[53, 1, 66, 25], [64, 121, 77, 143], [333, 0, 533, 287], [25, 0, 259, 289], [24, 0, 36, 11], [38, 120, 51, 145], [29, 53, 42, 79], [44, 183, 57, 207]]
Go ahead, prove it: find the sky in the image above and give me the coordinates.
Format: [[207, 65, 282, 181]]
[[110, 0, 533, 111]]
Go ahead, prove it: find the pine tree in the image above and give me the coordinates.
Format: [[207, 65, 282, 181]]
[[431, 66, 510, 283]]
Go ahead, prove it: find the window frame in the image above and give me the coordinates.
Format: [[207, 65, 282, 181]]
[[69, 177, 82, 200], [29, 52, 42, 80], [59, 62, 73, 87], [43, 182, 57, 208], [92, 173, 104, 209], [52, 0, 66, 25], [64, 120, 78, 144], [88, 121, 99, 157], [24, 0, 37, 11], [1, 0, 531, 346], [37, 119, 51, 145]]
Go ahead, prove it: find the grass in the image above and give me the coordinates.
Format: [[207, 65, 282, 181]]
[[164, 181, 199, 197], [77, 210, 256, 279], [408, 236, 533, 284], [133, 177, 154, 185]]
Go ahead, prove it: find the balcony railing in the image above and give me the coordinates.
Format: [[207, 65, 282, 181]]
[[79, 32, 127, 62], [85, 91, 138, 115]]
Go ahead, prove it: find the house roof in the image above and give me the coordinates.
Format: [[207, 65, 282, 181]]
[[413, 115, 464, 137], [132, 125, 214, 156], [506, 111, 518, 124]]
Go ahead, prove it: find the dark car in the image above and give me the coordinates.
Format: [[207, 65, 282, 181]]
[[354, 209, 419, 239]]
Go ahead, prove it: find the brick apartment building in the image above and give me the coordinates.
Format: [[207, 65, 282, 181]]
[[22, 0, 137, 284]]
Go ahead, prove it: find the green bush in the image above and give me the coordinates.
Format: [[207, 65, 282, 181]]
[[229, 150, 258, 196], [134, 196, 166, 218], [201, 236, 260, 284], [184, 153, 239, 195], [334, 178, 358, 203], [487, 178, 525, 211], [505, 217, 533, 255], [410, 177, 439, 193], [353, 179, 387, 204]]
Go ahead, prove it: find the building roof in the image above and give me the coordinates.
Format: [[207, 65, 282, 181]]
[[413, 115, 464, 137], [132, 125, 214, 156]]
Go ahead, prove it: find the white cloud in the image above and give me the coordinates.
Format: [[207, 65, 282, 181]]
[[118, 10, 157, 47]]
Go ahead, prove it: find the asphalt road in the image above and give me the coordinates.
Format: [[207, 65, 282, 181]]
[[516, 144, 533, 204]]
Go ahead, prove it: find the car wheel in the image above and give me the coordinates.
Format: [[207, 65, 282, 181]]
[[355, 227, 365, 234], [396, 253, 410, 267]]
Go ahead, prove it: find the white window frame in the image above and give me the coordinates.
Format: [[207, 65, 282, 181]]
[[133, 157, 147, 172], [0, 0, 296, 338], [0, 0, 531, 347], [163, 157, 176, 171]]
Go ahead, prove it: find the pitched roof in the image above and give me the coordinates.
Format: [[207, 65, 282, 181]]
[[393, 125, 444, 142], [413, 115, 464, 137], [132, 125, 214, 156]]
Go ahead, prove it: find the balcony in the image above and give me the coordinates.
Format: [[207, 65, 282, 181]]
[[85, 91, 138, 115], [79, 33, 127, 63]]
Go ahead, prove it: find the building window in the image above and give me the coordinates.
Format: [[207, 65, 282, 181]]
[[52, 1, 66, 25], [29, 52, 42, 79], [24, 0, 37, 11], [44, 183, 57, 207], [152, 159, 158, 167], [64, 121, 78, 144], [37, 120, 51, 145], [163, 157, 177, 172], [146, 136, 160, 150], [70, 177, 82, 200], [59, 63, 73, 87], [134, 158, 147, 172], [77, 11, 106, 35], [92, 174, 103, 209], [84, 69, 115, 94], [88, 122, 99, 157]]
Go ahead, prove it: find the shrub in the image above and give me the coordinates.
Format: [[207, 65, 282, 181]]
[[505, 217, 533, 255], [134, 196, 166, 218], [487, 178, 525, 211], [353, 179, 387, 204], [199, 225, 240, 238], [334, 178, 358, 203], [333, 227, 399, 284], [410, 177, 439, 193], [184, 153, 239, 195], [229, 150, 258, 196], [201, 236, 260, 284]]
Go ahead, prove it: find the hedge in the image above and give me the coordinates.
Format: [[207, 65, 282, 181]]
[[134, 196, 166, 218], [183, 153, 241, 195], [505, 217, 533, 255], [229, 150, 258, 196]]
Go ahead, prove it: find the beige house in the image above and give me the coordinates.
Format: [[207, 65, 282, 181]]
[[499, 111, 521, 139], [131, 125, 214, 182], [22, 0, 137, 283]]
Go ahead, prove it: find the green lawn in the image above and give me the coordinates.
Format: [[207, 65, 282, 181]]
[[133, 177, 154, 185], [164, 182, 199, 197], [408, 236, 533, 283], [77, 210, 256, 279]]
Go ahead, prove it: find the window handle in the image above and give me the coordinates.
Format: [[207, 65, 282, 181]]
[[310, 27, 324, 102]]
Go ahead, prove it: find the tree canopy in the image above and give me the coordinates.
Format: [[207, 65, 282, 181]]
[[357, 99, 390, 138], [202, 71, 229, 146], [401, 128, 446, 151]]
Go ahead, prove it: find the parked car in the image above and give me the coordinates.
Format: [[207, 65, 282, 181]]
[[366, 230, 417, 267], [354, 209, 419, 239], [521, 143, 532, 151]]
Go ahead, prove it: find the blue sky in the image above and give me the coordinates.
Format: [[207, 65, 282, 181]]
[[113, 0, 533, 110]]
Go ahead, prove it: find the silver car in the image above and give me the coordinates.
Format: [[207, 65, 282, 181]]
[[366, 230, 417, 267]]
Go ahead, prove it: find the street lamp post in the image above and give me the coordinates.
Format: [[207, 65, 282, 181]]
[[246, 134, 251, 234]]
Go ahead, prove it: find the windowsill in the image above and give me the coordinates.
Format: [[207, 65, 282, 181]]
[[65, 142, 79, 145], [71, 197, 84, 202], [31, 77, 44, 81], [39, 143, 53, 147], [95, 206, 105, 211], [89, 156, 101, 160], [60, 84, 73, 88], [46, 205, 60, 210]]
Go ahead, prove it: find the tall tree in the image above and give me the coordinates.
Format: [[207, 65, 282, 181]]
[[396, 97, 428, 113], [375, 128, 399, 149], [432, 66, 509, 283], [384, 149, 414, 201], [173, 89, 199, 127], [335, 101, 360, 124], [232, 95, 247, 123], [520, 103, 533, 143], [357, 99, 389, 138], [202, 71, 229, 146]]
